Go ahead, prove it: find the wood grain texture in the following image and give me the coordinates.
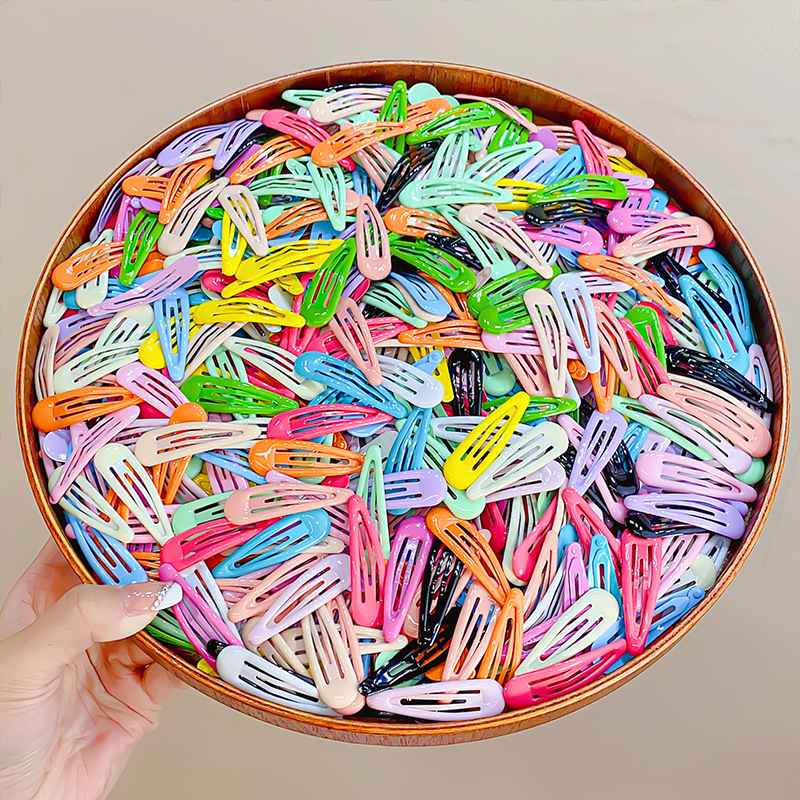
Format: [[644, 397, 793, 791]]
[[15, 61, 791, 745]]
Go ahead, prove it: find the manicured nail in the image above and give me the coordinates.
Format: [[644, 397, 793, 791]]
[[121, 582, 182, 616]]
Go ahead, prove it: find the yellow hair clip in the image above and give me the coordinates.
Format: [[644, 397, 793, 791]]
[[408, 345, 454, 403], [443, 391, 530, 491], [495, 178, 545, 211], [193, 298, 305, 328], [221, 211, 249, 277]]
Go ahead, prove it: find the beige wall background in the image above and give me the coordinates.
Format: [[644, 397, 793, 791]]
[[2, 1, 799, 797]]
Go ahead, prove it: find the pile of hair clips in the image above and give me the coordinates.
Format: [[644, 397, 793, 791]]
[[31, 79, 775, 722]]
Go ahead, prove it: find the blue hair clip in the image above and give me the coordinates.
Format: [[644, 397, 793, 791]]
[[697, 248, 754, 347], [195, 450, 266, 485], [527, 144, 585, 185], [557, 523, 580, 564], [212, 509, 331, 578], [677, 275, 749, 375], [622, 421, 650, 462], [352, 166, 380, 204], [588, 534, 622, 607], [67, 512, 148, 586], [390, 272, 451, 317], [386, 407, 431, 474], [296, 352, 407, 418], [154, 288, 190, 382], [648, 189, 669, 212]]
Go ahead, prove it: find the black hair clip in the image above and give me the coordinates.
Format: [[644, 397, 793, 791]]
[[649, 253, 732, 315], [523, 199, 609, 226], [625, 511, 707, 538], [358, 608, 459, 694], [602, 440, 639, 498], [418, 541, 464, 646], [376, 140, 441, 212], [664, 345, 775, 413], [448, 349, 483, 416], [423, 233, 483, 271]]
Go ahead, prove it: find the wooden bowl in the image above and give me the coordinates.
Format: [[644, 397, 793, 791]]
[[16, 61, 790, 745]]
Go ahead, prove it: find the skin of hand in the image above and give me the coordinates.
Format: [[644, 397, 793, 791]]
[[0, 540, 185, 800]]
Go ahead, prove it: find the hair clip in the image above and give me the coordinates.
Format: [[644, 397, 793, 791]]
[[657, 376, 771, 458], [347, 493, 387, 628], [132, 418, 258, 467], [217, 185, 269, 259], [464, 142, 543, 185], [447, 349, 482, 416], [375, 140, 438, 211], [612, 216, 713, 261], [306, 162, 348, 233], [587, 534, 621, 608], [157, 158, 215, 226], [383, 469, 446, 513], [52, 240, 125, 291], [504, 639, 627, 709], [150, 289, 190, 382], [549, 272, 601, 374], [193, 297, 303, 329], [568, 408, 627, 496], [92, 443, 172, 545], [261, 108, 355, 170], [572, 119, 612, 175], [311, 120, 415, 168], [50, 466, 132, 543], [157, 177, 229, 256], [624, 493, 745, 539], [696, 248, 754, 346], [245, 554, 351, 644], [466, 422, 568, 501], [223, 481, 352, 526], [620, 532, 663, 655], [417, 539, 464, 647], [444, 392, 530, 491], [349, 198, 390, 281], [389, 238, 475, 294], [156, 122, 231, 168], [523, 198, 608, 226], [404, 101, 502, 145], [398, 177, 512, 210], [265, 406, 387, 443], [118, 210, 163, 286], [32, 386, 141, 433], [606, 206, 672, 235], [385, 407, 431, 475], [589, 302, 643, 401], [308, 86, 390, 124], [456, 204, 553, 278], [295, 352, 406, 418], [324, 297, 381, 385], [519, 219, 604, 256], [561, 541, 589, 613], [562, 487, 621, 562], [664, 345, 773, 414], [526, 173, 627, 205], [248, 439, 363, 479], [425, 507, 510, 605], [382, 516, 433, 643], [180, 375, 298, 417], [517, 588, 619, 673], [366, 679, 504, 721], [384, 207, 457, 242], [522, 288, 568, 396]]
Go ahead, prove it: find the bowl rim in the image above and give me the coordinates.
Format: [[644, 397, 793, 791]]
[[16, 59, 791, 745]]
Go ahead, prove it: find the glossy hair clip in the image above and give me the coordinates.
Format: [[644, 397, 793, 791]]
[[425, 507, 510, 605], [295, 352, 406, 418], [301, 601, 364, 715], [50, 466, 132, 543], [193, 297, 303, 328], [592, 300, 644, 400], [504, 640, 627, 709], [562, 487, 621, 563], [366, 679, 505, 721], [223, 481, 352, 526], [664, 345, 774, 413], [383, 516, 433, 643], [308, 86, 391, 123], [624, 493, 745, 539], [466, 421, 568, 501], [133, 419, 259, 466], [214, 644, 336, 716], [441, 583, 499, 681], [261, 108, 356, 169], [180, 375, 299, 417], [572, 119, 612, 175], [352, 194, 390, 279], [376, 140, 440, 211], [457, 204, 553, 278], [549, 272, 601, 374], [697, 248, 754, 346], [524, 198, 608, 226], [620, 532, 663, 655], [383, 468, 446, 513], [517, 588, 619, 673], [444, 392, 529, 490], [93, 443, 173, 545], [657, 376, 771, 458], [523, 288, 569, 397], [67, 514, 147, 586], [446, 349, 482, 417], [612, 216, 714, 261], [323, 297, 381, 386], [568, 409, 627, 496], [32, 386, 142, 433], [52, 240, 125, 291], [158, 177, 230, 256], [406, 101, 504, 145], [346, 494, 386, 628], [212, 510, 331, 578], [385, 206, 458, 240], [399, 177, 512, 210], [588, 534, 621, 606], [246, 554, 351, 643], [267, 404, 391, 441], [526, 173, 627, 204], [389, 238, 475, 293], [248, 439, 364, 478], [312, 120, 416, 168], [418, 538, 465, 647]]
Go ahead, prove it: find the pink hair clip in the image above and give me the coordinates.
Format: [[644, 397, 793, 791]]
[[620, 532, 663, 655], [261, 108, 356, 170], [355, 194, 391, 278], [593, 300, 644, 399], [573, 119, 612, 176], [328, 296, 382, 386], [348, 495, 386, 627], [267, 404, 392, 440], [223, 482, 353, 526], [563, 487, 622, 563], [612, 216, 714, 262]]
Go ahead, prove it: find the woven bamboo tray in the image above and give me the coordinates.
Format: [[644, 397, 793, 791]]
[[15, 61, 790, 745]]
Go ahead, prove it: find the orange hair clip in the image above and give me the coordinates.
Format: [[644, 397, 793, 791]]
[[137, 251, 166, 277], [263, 192, 360, 239], [398, 319, 487, 350], [383, 206, 458, 238], [405, 97, 451, 126], [476, 587, 524, 684], [312, 120, 418, 167], [158, 157, 214, 224], [121, 174, 169, 201], [229, 134, 312, 184], [578, 253, 683, 318], [418, 275, 473, 320], [589, 352, 618, 413], [249, 439, 365, 478], [425, 506, 510, 605], [51, 241, 125, 291], [151, 402, 208, 503], [32, 387, 142, 433], [568, 359, 589, 380]]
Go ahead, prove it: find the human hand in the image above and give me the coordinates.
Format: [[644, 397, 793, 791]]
[[0, 540, 185, 800]]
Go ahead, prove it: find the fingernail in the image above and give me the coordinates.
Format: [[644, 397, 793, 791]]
[[121, 582, 183, 616]]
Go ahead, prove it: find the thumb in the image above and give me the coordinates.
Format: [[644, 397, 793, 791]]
[[0, 582, 179, 686]]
